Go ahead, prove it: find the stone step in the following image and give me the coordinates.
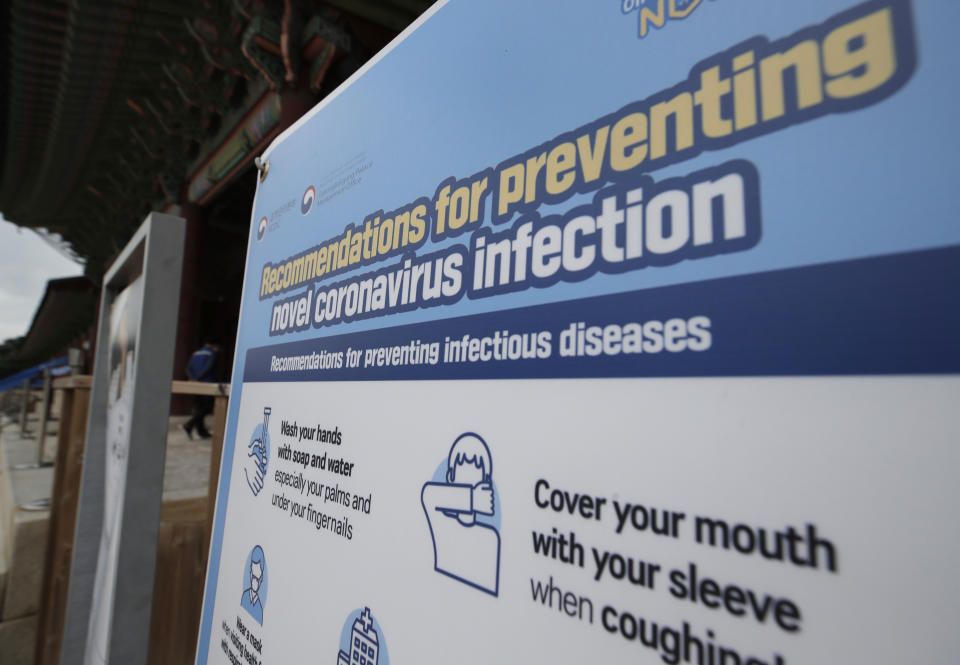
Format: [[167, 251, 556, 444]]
[[0, 615, 36, 665], [0, 424, 54, 621]]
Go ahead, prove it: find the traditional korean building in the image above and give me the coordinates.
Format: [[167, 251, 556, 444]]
[[0, 0, 432, 393]]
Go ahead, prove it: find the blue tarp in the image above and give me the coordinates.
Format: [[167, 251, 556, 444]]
[[0, 356, 69, 393]]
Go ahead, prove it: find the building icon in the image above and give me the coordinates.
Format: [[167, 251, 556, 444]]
[[337, 607, 379, 665]]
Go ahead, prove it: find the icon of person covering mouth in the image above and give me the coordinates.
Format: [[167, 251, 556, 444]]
[[421, 433, 501, 596]]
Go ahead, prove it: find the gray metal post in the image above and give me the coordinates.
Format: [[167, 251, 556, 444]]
[[69, 347, 85, 376], [19, 377, 30, 436], [36, 368, 52, 465]]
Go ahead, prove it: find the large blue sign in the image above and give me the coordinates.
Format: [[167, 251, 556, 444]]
[[197, 2, 960, 664]]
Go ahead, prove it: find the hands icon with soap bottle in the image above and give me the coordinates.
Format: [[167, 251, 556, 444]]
[[244, 407, 271, 497]]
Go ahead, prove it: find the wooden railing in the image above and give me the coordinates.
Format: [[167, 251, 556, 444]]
[[171, 379, 229, 549], [34, 376, 230, 665]]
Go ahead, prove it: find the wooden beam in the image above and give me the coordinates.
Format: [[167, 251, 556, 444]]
[[56, 376, 230, 396], [205, 394, 229, 553], [171, 380, 230, 396], [51, 376, 92, 390]]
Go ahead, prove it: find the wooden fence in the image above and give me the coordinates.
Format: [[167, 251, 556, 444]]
[[33, 377, 229, 665]]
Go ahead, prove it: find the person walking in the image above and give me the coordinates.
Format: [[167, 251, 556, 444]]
[[182, 339, 221, 439]]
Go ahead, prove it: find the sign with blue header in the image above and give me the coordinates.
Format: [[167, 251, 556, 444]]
[[196, 2, 960, 663]]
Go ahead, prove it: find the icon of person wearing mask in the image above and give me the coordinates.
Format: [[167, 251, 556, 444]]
[[421, 433, 501, 596], [240, 545, 267, 624]]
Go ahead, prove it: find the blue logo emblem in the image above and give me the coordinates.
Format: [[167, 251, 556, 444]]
[[257, 216, 268, 241], [301, 185, 316, 216]]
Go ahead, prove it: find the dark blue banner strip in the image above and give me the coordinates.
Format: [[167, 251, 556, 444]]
[[244, 246, 960, 381]]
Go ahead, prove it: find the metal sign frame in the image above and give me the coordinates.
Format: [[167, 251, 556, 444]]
[[61, 212, 185, 665]]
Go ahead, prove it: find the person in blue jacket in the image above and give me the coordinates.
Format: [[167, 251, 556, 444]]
[[182, 339, 221, 439]]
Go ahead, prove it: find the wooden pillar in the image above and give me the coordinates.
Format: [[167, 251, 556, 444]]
[[146, 498, 208, 665], [35, 369, 53, 465], [35, 377, 92, 665], [278, 89, 317, 131], [170, 204, 204, 415], [205, 392, 229, 554]]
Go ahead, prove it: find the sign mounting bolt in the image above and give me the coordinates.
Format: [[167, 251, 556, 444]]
[[255, 156, 270, 183]]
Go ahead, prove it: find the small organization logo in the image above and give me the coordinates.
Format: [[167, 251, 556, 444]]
[[621, 0, 715, 39], [256, 216, 268, 241], [301, 185, 316, 215], [244, 407, 271, 496], [240, 545, 267, 625], [421, 432, 501, 596], [337, 607, 388, 665]]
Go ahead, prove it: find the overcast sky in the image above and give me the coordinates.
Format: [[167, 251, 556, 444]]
[[0, 214, 84, 342]]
